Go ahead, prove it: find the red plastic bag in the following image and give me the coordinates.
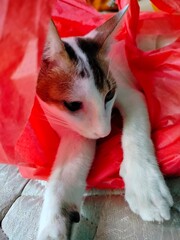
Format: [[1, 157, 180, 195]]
[[150, 0, 180, 13], [126, 13, 180, 177], [0, 0, 180, 189], [52, 0, 106, 37], [0, 0, 55, 162]]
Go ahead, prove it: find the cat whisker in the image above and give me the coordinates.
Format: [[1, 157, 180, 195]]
[[32, 113, 69, 127]]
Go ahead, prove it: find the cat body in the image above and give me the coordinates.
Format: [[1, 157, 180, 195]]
[[37, 8, 173, 240]]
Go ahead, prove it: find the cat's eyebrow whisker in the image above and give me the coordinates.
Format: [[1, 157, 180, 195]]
[[45, 114, 69, 125], [32, 113, 69, 127]]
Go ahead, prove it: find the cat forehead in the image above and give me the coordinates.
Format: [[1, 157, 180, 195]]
[[62, 37, 114, 92], [37, 36, 116, 104]]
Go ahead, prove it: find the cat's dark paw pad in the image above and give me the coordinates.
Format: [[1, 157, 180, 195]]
[[69, 211, 80, 223]]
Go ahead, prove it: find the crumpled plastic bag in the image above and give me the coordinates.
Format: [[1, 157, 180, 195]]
[[150, 0, 180, 13], [0, 0, 180, 189], [0, 0, 55, 163]]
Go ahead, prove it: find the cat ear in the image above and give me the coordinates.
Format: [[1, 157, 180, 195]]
[[86, 5, 128, 51], [43, 20, 66, 60]]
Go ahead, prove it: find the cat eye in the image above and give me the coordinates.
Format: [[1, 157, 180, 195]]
[[63, 101, 82, 112], [105, 88, 116, 103]]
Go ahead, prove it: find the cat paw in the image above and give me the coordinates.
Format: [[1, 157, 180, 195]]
[[37, 210, 80, 240], [37, 217, 67, 240], [37, 231, 67, 240], [120, 161, 174, 222]]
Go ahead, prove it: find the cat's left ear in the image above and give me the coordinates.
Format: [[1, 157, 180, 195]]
[[86, 5, 128, 52], [43, 21, 68, 60]]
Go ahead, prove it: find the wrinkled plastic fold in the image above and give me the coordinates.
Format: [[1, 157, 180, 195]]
[[0, 0, 179, 189], [0, 0, 55, 162], [150, 0, 180, 13]]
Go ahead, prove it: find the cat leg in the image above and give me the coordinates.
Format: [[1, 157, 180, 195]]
[[37, 133, 95, 240], [115, 85, 173, 222]]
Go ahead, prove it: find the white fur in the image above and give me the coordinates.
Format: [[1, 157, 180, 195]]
[[110, 43, 173, 222], [37, 132, 96, 240]]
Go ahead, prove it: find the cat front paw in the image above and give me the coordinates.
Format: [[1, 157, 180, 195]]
[[37, 230, 66, 240], [37, 216, 67, 240], [120, 161, 174, 222], [37, 209, 80, 240]]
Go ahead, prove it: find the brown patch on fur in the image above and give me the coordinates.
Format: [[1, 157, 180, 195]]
[[37, 59, 76, 107]]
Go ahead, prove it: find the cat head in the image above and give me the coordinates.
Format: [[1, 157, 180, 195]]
[[37, 7, 127, 139]]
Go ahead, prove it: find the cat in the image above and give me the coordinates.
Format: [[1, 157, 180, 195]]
[[36, 7, 173, 240]]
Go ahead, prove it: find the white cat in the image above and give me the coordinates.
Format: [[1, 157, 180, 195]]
[[37, 7, 173, 240]]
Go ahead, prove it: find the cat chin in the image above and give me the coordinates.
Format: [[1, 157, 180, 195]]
[[77, 130, 111, 140], [83, 135, 102, 140]]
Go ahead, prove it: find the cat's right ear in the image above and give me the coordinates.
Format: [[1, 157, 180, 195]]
[[43, 20, 66, 60], [85, 5, 128, 54]]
